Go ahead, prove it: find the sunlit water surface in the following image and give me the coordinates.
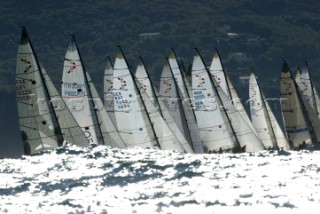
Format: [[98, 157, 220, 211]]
[[1, 144, 320, 213]]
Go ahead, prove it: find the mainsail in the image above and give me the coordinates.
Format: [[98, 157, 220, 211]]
[[113, 52, 159, 149], [85, 69, 126, 149], [61, 36, 100, 144], [191, 50, 239, 152], [209, 50, 257, 136], [134, 58, 194, 153], [249, 73, 277, 149], [135, 58, 159, 109], [212, 71, 265, 152], [209, 50, 230, 97], [159, 63, 191, 143], [280, 62, 315, 148], [295, 63, 320, 119], [249, 73, 285, 149], [168, 50, 204, 153], [16, 27, 63, 155]]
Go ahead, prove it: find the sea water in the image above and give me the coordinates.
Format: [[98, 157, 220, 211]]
[[0, 144, 320, 214]]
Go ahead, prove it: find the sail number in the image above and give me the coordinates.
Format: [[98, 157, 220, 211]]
[[113, 92, 131, 109], [16, 79, 31, 101], [63, 83, 86, 96], [193, 91, 205, 110]]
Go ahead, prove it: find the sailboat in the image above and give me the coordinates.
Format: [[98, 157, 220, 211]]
[[168, 50, 204, 153], [135, 58, 194, 153], [112, 51, 159, 149], [206, 50, 264, 152], [62, 36, 99, 144], [191, 50, 240, 153], [249, 73, 290, 150], [16, 27, 89, 155], [280, 62, 317, 149], [295, 63, 320, 119], [159, 61, 191, 144], [62, 35, 126, 148], [209, 50, 258, 136], [41, 66, 91, 149]]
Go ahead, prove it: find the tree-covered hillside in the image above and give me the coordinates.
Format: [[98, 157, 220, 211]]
[[1, 0, 320, 91]]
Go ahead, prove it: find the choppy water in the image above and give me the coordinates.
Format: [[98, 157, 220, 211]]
[[1, 145, 320, 214]]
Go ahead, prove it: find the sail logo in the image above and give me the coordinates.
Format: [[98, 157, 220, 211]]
[[64, 58, 77, 74], [211, 73, 221, 84], [20, 58, 32, 73]]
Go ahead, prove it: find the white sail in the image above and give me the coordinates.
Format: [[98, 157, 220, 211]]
[[249, 73, 278, 149], [103, 56, 117, 126], [209, 50, 257, 134], [280, 62, 314, 148], [134, 59, 193, 153], [296, 64, 320, 119], [191, 51, 239, 153], [212, 72, 264, 152], [41, 66, 89, 148], [226, 75, 258, 135], [159, 63, 191, 143], [208, 50, 258, 138], [135, 77, 193, 153], [209, 51, 230, 97], [61, 36, 99, 144], [135, 58, 158, 108], [295, 67, 316, 110], [16, 27, 63, 155], [168, 51, 190, 99], [85, 70, 126, 149], [263, 94, 290, 151], [299, 89, 320, 145], [113, 52, 158, 149], [168, 51, 204, 153]]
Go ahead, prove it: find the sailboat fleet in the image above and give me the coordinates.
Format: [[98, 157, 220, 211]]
[[15, 27, 320, 155]]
